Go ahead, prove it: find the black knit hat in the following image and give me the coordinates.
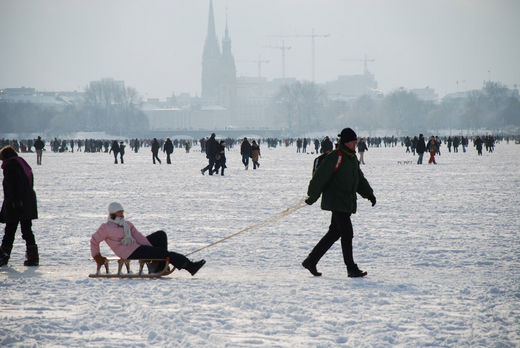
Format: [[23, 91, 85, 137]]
[[0, 145, 18, 161], [338, 128, 357, 143]]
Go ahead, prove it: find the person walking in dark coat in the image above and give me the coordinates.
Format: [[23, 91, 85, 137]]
[[119, 141, 125, 164], [240, 137, 252, 170], [314, 139, 320, 153], [151, 138, 162, 164], [213, 140, 227, 176], [109, 140, 120, 164], [416, 134, 426, 164], [0, 146, 39, 267], [412, 136, 418, 155], [201, 133, 218, 175], [357, 137, 368, 165], [34, 136, 44, 165], [474, 136, 484, 156], [164, 138, 174, 164], [453, 136, 460, 153], [302, 128, 376, 278], [320, 136, 333, 154]]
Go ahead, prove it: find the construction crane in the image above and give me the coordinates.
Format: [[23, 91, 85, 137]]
[[342, 54, 375, 75], [237, 55, 270, 78], [271, 28, 329, 82], [265, 41, 291, 79]]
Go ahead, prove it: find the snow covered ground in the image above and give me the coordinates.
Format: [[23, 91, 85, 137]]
[[1, 140, 519, 347]]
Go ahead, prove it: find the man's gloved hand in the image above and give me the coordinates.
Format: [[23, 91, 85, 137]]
[[93, 254, 107, 267], [305, 197, 314, 205], [368, 194, 376, 207]]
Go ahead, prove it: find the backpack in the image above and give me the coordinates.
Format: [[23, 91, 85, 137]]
[[312, 149, 343, 176]]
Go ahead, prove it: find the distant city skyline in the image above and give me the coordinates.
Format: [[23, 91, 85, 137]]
[[1, 0, 519, 99]]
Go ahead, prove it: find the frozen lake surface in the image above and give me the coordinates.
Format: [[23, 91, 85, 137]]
[[1, 140, 519, 347]]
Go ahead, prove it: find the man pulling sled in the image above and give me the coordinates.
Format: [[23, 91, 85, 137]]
[[302, 127, 376, 278]]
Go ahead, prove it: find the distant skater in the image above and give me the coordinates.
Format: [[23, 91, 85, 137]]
[[213, 140, 227, 176], [427, 136, 437, 164], [474, 136, 483, 156], [201, 133, 218, 175], [416, 134, 426, 164], [34, 136, 44, 165], [251, 140, 261, 169], [357, 137, 368, 164], [109, 140, 120, 164], [119, 141, 125, 164], [240, 137, 251, 170], [321, 136, 333, 154], [151, 138, 162, 164], [164, 138, 174, 164]]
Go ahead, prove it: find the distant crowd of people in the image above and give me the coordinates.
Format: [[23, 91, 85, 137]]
[[0, 133, 515, 169], [0, 137, 194, 155], [404, 134, 502, 164]]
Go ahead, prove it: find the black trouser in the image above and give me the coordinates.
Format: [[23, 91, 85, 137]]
[[213, 160, 226, 175], [1, 220, 36, 254], [166, 153, 172, 164], [242, 154, 249, 167], [128, 231, 188, 269], [306, 211, 355, 267], [152, 152, 161, 164], [202, 156, 216, 175]]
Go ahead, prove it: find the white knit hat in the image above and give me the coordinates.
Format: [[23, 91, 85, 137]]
[[108, 202, 124, 214]]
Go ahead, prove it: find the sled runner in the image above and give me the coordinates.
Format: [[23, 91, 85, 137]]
[[88, 257, 175, 278]]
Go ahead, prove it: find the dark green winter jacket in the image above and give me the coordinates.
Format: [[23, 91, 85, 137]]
[[307, 144, 373, 213]]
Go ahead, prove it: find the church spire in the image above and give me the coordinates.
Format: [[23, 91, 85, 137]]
[[224, 8, 229, 41], [201, 0, 236, 107], [203, 0, 220, 59], [220, 8, 236, 108], [202, 0, 221, 103], [221, 9, 232, 58]]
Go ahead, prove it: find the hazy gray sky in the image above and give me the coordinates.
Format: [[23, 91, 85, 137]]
[[1, 0, 519, 98]]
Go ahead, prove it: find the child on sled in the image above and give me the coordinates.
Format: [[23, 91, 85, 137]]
[[90, 202, 205, 275]]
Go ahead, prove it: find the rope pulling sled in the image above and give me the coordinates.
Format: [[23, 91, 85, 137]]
[[89, 197, 308, 278]]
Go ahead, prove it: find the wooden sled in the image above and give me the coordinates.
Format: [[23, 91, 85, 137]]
[[89, 257, 175, 278]]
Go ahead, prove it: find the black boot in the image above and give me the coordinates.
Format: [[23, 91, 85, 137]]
[[184, 259, 206, 276], [347, 263, 367, 278], [302, 258, 322, 276], [0, 247, 10, 267], [24, 244, 39, 266]]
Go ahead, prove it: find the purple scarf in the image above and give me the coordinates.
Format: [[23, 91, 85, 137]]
[[1, 156, 33, 185]]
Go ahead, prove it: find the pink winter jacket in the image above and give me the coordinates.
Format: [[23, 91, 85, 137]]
[[90, 220, 152, 259]]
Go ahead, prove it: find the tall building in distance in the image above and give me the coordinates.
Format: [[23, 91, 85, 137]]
[[201, 0, 236, 108]]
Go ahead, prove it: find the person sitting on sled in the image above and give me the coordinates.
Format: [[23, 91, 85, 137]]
[[90, 202, 205, 275]]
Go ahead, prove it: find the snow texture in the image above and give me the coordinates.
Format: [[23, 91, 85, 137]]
[[1, 142, 519, 347]]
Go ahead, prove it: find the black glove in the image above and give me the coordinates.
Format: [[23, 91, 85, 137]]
[[305, 197, 313, 205], [368, 194, 376, 207]]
